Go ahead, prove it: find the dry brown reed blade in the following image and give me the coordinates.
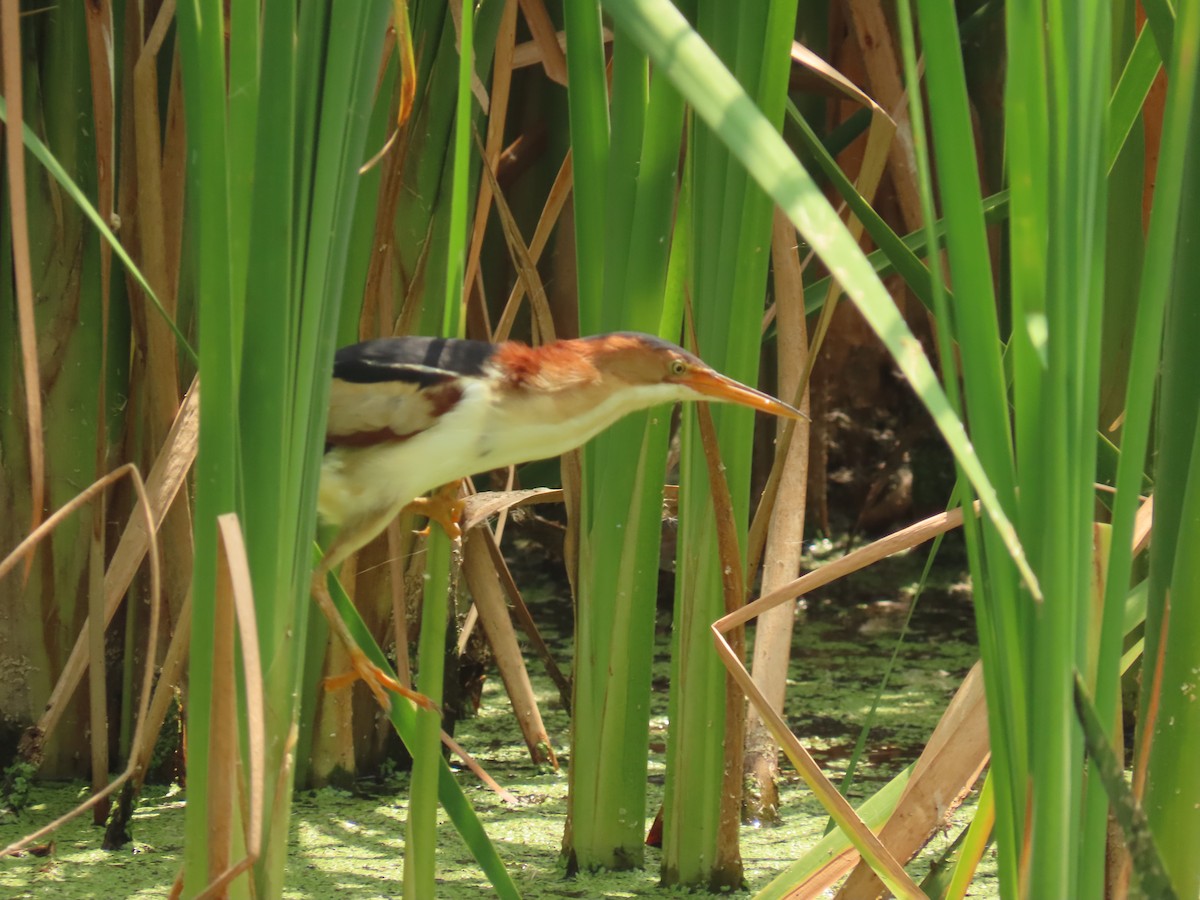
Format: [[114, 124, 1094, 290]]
[[304, 473, 539, 801], [105, 590, 193, 848], [116, 12, 191, 819], [515, 0, 567, 84], [0, 463, 162, 857], [361, 73, 416, 336], [831, 492, 1153, 897], [1133, 494, 1153, 556], [753, 44, 900, 547], [791, 107, 894, 422], [747, 210, 814, 578], [440, 731, 520, 805], [2, 0, 46, 574], [473, 126, 557, 346], [32, 381, 198, 756], [359, 0, 417, 174], [460, 489, 568, 686], [132, 0, 186, 443], [835, 6, 924, 230], [387, 519, 416, 695], [462, 528, 558, 768], [744, 210, 814, 822], [11, 377, 195, 851], [478, 525, 572, 710], [1132, 589, 1167, 804], [310, 560, 358, 784], [713, 508, 973, 897], [462, 486, 563, 531], [493, 150, 573, 342], [180, 514, 267, 900], [83, 0, 120, 823], [463, 488, 571, 716], [511, 23, 611, 76], [692, 400, 750, 880], [835, 663, 990, 898], [464, 0, 520, 321], [776, 664, 987, 898]]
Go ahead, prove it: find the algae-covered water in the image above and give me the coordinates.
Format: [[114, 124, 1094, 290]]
[[1, 542, 995, 898]]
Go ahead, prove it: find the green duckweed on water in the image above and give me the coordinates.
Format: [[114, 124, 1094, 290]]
[[1, 544, 997, 898]]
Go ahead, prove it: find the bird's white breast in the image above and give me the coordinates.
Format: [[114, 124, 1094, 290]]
[[318, 376, 687, 526]]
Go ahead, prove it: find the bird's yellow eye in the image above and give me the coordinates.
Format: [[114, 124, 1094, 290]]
[[669, 359, 688, 377]]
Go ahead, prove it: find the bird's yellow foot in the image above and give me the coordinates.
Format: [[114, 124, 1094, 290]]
[[311, 570, 439, 714], [324, 649, 440, 714], [407, 479, 466, 539]]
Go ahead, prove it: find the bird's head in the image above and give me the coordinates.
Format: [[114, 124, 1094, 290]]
[[574, 332, 807, 420]]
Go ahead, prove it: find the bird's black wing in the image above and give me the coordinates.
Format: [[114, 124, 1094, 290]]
[[326, 337, 495, 449], [333, 336, 495, 387]]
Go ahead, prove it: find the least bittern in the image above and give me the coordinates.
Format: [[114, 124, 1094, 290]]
[[312, 332, 805, 710]]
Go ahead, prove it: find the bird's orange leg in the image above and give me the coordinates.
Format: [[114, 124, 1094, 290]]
[[312, 554, 439, 715], [405, 479, 467, 539]]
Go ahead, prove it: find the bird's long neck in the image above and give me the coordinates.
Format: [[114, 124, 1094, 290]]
[[480, 379, 681, 466], [489, 339, 604, 392], [476, 339, 683, 465]]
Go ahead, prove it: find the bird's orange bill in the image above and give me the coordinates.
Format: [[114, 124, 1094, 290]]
[[683, 369, 807, 420]]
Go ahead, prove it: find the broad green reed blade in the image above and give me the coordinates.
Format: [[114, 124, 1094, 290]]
[[1074, 673, 1179, 899], [276, 5, 397, 894], [389, 2, 504, 340], [337, 49, 395, 344], [900, 0, 1114, 892], [563, 4, 689, 872], [603, 33, 647, 311], [598, 0, 1028, 891], [239, 0, 296, 660], [440, 0, 474, 341], [1100, 7, 1152, 431], [1028, 0, 1109, 890], [909, 0, 1030, 889], [175, 0, 238, 889], [893, 4, 1029, 886], [176, 1, 411, 894], [1141, 0, 1176, 65], [661, 0, 797, 888], [900, 0, 1196, 894], [408, 530, 453, 897], [408, 0, 477, 894], [564, 1, 610, 338], [1136, 3, 1200, 886], [237, 0, 299, 881], [319, 2, 513, 889], [226, 0, 259, 339]]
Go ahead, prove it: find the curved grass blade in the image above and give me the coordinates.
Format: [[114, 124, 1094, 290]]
[[800, 190, 1010, 311], [0, 97, 196, 365], [1108, 25, 1162, 175], [787, 100, 936, 311], [318, 546, 520, 899]]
